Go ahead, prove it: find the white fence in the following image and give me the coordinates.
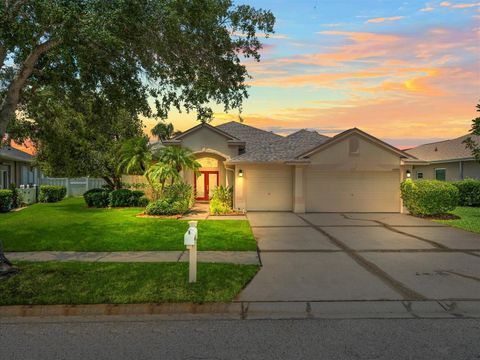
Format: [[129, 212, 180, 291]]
[[39, 177, 106, 197]]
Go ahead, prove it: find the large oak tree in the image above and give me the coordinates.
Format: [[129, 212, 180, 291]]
[[0, 0, 275, 137]]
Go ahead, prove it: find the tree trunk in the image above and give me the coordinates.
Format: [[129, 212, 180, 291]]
[[0, 38, 61, 137], [102, 176, 115, 190]]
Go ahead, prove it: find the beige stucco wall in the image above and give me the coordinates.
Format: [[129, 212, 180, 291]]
[[307, 134, 401, 171], [413, 162, 461, 181], [463, 161, 480, 179], [302, 134, 403, 212], [179, 127, 239, 158]]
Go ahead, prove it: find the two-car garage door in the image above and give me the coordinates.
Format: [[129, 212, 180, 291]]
[[305, 170, 400, 212], [244, 166, 400, 212]]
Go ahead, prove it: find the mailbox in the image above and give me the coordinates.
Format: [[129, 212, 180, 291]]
[[184, 221, 198, 283], [184, 227, 197, 246]]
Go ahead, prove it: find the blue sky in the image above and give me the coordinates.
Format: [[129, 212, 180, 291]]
[[146, 0, 480, 148]]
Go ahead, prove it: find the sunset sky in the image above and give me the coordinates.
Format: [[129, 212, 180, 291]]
[[145, 0, 480, 148]]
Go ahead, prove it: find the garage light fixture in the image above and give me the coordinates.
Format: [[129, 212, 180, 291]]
[[238, 169, 243, 177], [406, 170, 411, 178]]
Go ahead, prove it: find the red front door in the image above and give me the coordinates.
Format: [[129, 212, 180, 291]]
[[195, 171, 219, 200]]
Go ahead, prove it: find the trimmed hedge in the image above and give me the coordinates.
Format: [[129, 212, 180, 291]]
[[0, 189, 13, 212], [83, 188, 110, 208], [39, 185, 67, 203], [452, 179, 480, 207], [400, 179, 459, 216], [109, 189, 146, 207]]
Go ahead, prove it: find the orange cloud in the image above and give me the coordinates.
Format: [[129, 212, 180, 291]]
[[366, 16, 405, 23], [440, 1, 480, 8]]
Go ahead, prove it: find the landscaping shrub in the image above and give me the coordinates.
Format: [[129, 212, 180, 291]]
[[400, 179, 459, 216], [9, 183, 22, 208], [145, 182, 193, 215], [0, 189, 13, 212], [83, 188, 110, 208], [109, 189, 146, 207], [452, 179, 480, 207], [39, 185, 67, 203], [209, 185, 233, 215]]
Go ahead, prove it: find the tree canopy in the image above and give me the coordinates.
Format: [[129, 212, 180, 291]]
[[464, 102, 480, 161], [0, 0, 275, 137]]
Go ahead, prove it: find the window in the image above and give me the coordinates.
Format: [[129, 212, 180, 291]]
[[0, 165, 9, 189], [416, 172, 423, 179], [435, 168, 446, 181], [349, 137, 360, 155]]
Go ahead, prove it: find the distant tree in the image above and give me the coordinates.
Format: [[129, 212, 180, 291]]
[[0, 0, 275, 137], [13, 88, 143, 189], [463, 102, 480, 161], [151, 122, 174, 141]]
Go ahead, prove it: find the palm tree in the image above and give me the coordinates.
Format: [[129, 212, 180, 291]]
[[157, 146, 201, 175], [151, 122, 174, 141], [117, 137, 152, 174], [145, 162, 180, 192]]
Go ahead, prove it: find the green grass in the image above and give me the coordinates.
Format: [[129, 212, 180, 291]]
[[0, 261, 259, 305], [0, 198, 256, 252], [435, 206, 480, 233]]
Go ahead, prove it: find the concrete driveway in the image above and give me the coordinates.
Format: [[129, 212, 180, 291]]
[[239, 212, 480, 301]]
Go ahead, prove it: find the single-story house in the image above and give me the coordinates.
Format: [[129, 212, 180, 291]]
[[0, 146, 38, 189], [405, 134, 480, 181], [163, 122, 422, 213]]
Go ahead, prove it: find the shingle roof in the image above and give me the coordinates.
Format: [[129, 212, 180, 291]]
[[221, 126, 329, 162], [406, 134, 478, 162], [216, 121, 282, 154], [0, 146, 34, 163]]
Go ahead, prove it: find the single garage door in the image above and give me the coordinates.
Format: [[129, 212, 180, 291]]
[[305, 170, 400, 212], [246, 166, 293, 211]]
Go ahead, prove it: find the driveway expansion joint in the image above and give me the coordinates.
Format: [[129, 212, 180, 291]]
[[296, 214, 428, 301]]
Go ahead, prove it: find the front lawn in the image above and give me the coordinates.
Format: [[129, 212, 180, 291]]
[[0, 262, 259, 305], [434, 206, 480, 233], [0, 198, 256, 251]]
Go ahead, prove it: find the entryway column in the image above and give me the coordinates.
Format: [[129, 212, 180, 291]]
[[293, 165, 305, 213]]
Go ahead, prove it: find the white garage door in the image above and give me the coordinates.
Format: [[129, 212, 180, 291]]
[[246, 166, 293, 211], [305, 170, 400, 212]]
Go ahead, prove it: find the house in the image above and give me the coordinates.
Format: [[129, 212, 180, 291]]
[[163, 122, 420, 213], [0, 146, 38, 189], [405, 135, 480, 181]]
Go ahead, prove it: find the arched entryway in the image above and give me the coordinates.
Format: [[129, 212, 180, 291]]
[[183, 150, 233, 201]]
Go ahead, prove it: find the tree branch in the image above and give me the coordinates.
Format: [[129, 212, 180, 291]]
[[0, 38, 61, 136]]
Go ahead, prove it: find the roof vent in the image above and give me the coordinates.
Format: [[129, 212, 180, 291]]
[[434, 147, 438, 152]]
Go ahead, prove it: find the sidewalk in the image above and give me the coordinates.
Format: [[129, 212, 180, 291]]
[[5, 251, 260, 265]]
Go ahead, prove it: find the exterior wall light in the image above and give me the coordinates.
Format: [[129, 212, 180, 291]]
[[238, 169, 243, 177], [406, 170, 411, 178]]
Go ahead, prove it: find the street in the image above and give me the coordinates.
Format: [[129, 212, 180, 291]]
[[1, 317, 479, 360]]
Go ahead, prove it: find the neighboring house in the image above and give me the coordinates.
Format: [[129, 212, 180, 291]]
[[163, 122, 419, 213], [0, 146, 38, 189], [406, 135, 480, 181]]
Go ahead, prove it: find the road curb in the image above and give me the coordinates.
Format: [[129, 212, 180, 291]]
[[1, 300, 480, 320]]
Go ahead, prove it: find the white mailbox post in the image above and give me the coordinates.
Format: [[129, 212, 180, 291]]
[[184, 220, 198, 283]]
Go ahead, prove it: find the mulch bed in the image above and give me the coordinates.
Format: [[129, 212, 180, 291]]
[[412, 214, 461, 220], [136, 213, 183, 219]]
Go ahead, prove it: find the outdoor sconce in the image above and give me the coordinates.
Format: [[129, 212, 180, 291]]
[[238, 169, 243, 177], [406, 170, 411, 178]]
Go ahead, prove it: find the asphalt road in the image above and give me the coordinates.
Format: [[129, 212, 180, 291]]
[[1, 317, 480, 360]]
